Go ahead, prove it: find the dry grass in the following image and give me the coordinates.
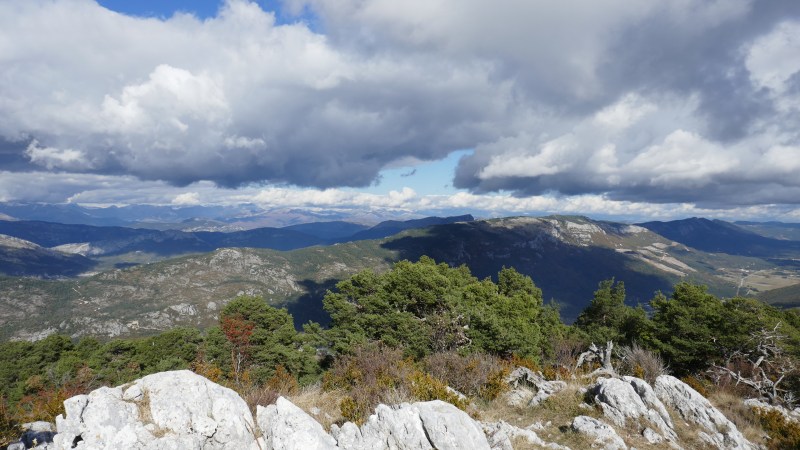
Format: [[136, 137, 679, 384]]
[[617, 343, 669, 384], [423, 351, 507, 399], [708, 389, 768, 447], [510, 435, 557, 449], [239, 384, 280, 418], [478, 382, 600, 448], [287, 383, 347, 431], [131, 389, 166, 438]]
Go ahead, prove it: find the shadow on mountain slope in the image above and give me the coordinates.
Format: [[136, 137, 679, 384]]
[[286, 278, 338, 328], [381, 222, 675, 322], [640, 218, 800, 257]]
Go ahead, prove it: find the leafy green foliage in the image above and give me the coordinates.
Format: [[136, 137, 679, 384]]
[[220, 295, 320, 384], [755, 407, 800, 450], [324, 257, 545, 359], [645, 283, 727, 374], [645, 283, 800, 377], [574, 279, 649, 345], [3, 255, 800, 445]]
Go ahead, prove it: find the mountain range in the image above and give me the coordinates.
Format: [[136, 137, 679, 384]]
[[0, 215, 472, 273], [1, 214, 799, 341]]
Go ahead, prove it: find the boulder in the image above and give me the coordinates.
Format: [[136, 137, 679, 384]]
[[654, 375, 756, 450], [622, 376, 674, 430], [359, 403, 432, 449], [22, 422, 54, 433], [256, 396, 337, 450], [571, 416, 627, 450], [503, 367, 566, 407], [52, 370, 258, 449], [416, 401, 490, 450], [481, 421, 569, 450], [338, 400, 491, 450], [590, 377, 676, 441], [330, 422, 363, 449]]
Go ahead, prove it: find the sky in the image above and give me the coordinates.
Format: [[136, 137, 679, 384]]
[[1, 0, 800, 222]]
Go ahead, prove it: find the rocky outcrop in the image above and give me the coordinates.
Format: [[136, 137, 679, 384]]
[[481, 421, 568, 450], [571, 416, 627, 450], [744, 398, 800, 423], [590, 376, 677, 442], [330, 400, 490, 450], [503, 367, 566, 407], [654, 375, 756, 450], [40, 370, 771, 450], [52, 370, 258, 449], [257, 397, 337, 450]]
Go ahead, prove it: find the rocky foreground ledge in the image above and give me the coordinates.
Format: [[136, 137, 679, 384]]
[[6, 369, 767, 450]]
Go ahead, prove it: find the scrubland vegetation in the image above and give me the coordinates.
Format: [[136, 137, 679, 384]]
[[2, 256, 800, 446]]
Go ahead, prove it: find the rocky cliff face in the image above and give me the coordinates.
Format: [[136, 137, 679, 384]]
[[7, 369, 776, 450]]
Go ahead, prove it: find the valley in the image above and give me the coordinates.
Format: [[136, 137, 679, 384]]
[[1, 214, 799, 342]]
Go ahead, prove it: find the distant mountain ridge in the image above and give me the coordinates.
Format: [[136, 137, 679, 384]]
[[0, 234, 95, 277], [2, 214, 800, 341], [638, 217, 800, 257], [0, 215, 475, 271], [735, 221, 800, 241], [346, 214, 474, 241], [0, 215, 748, 341]]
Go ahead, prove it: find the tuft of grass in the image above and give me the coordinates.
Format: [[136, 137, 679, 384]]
[[479, 381, 601, 448], [617, 343, 668, 384], [707, 390, 766, 447], [287, 383, 346, 431]]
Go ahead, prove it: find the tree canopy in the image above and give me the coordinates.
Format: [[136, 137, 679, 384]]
[[323, 257, 546, 360]]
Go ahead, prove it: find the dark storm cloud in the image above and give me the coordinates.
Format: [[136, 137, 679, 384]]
[[2, 0, 800, 210], [0, 139, 36, 171]]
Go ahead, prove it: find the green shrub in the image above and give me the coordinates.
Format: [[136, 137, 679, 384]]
[[755, 408, 800, 450], [423, 351, 508, 400]]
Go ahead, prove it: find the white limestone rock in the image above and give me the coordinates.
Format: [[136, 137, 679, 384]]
[[416, 400, 490, 450], [642, 427, 663, 444], [256, 396, 337, 450], [654, 375, 756, 450], [53, 370, 257, 450], [481, 421, 569, 450], [503, 367, 566, 407], [337, 400, 490, 450], [590, 377, 676, 441], [503, 388, 534, 407], [571, 416, 627, 450], [359, 403, 433, 449], [622, 376, 674, 430], [331, 422, 364, 449], [22, 421, 54, 433]]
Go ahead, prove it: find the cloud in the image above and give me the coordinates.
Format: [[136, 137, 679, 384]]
[[1, 0, 799, 212], [171, 192, 202, 206], [3, 170, 800, 222], [0, 0, 505, 189]]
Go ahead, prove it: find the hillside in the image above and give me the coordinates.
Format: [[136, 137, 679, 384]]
[[4, 252, 799, 450], [0, 239, 389, 341], [0, 235, 95, 277], [4, 215, 781, 341], [758, 282, 800, 309], [638, 217, 800, 257], [736, 221, 800, 241], [0, 215, 473, 273]]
